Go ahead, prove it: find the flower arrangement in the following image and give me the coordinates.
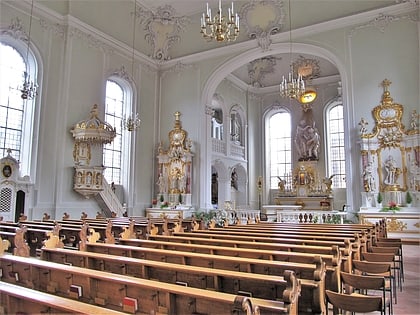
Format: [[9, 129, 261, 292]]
[[380, 201, 400, 212], [160, 201, 169, 209]]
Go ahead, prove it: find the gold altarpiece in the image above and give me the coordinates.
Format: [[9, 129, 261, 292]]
[[358, 79, 419, 240], [148, 112, 194, 218]]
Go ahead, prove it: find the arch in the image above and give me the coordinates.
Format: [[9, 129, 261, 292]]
[[200, 42, 353, 209]]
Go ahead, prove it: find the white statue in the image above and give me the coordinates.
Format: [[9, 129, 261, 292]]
[[362, 161, 375, 192], [384, 155, 399, 185], [358, 118, 368, 135], [295, 120, 320, 160], [156, 173, 166, 194]]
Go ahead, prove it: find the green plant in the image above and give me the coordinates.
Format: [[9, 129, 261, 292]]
[[178, 194, 183, 204], [406, 191, 412, 204], [377, 192, 383, 204], [193, 209, 227, 228], [160, 194, 164, 202]]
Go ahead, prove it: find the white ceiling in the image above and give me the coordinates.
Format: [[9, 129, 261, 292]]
[[137, 0, 398, 89]]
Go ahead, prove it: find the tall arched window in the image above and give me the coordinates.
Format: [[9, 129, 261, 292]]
[[266, 109, 292, 188], [0, 40, 38, 177], [325, 101, 346, 188], [103, 79, 132, 185]]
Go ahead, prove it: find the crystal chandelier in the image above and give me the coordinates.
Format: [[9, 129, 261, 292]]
[[279, 0, 305, 100], [122, 113, 141, 132], [122, 0, 140, 132], [200, 1, 239, 42], [20, 0, 38, 100]]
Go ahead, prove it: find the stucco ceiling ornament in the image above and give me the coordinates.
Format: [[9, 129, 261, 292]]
[[0, 18, 27, 40], [292, 56, 321, 80], [248, 56, 278, 87], [240, 0, 285, 51], [137, 5, 189, 61]]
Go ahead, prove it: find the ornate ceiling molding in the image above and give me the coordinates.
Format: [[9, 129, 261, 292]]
[[137, 5, 190, 61], [110, 66, 132, 83], [292, 56, 321, 80], [39, 19, 66, 39], [0, 18, 28, 41], [68, 26, 114, 54], [248, 56, 278, 88], [350, 12, 418, 36], [160, 61, 196, 79], [240, 0, 286, 51]]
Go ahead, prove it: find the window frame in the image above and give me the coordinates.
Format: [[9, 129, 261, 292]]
[[324, 99, 346, 188], [0, 36, 40, 179], [264, 106, 293, 190]]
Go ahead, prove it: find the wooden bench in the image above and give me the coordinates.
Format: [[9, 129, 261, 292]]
[[41, 245, 324, 314], [1, 254, 292, 315], [118, 237, 342, 291], [0, 281, 126, 315], [171, 231, 361, 261], [147, 234, 353, 271]]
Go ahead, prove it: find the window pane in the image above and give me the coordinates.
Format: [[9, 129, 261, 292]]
[[0, 43, 25, 162], [103, 80, 124, 185], [326, 104, 346, 188], [269, 111, 292, 188]]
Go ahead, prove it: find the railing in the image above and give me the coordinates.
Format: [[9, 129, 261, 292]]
[[212, 138, 226, 154], [96, 177, 124, 217], [230, 143, 245, 159]]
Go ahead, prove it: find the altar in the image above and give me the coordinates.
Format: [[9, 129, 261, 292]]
[[152, 112, 194, 215], [146, 206, 194, 219], [357, 80, 420, 242]]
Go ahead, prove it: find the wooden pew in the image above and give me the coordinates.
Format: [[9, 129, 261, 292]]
[[40, 245, 302, 306], [1, 254, 292, 315], [0, 281, 126, 315], [205, 225, 372, 252], [41, 243, 326, 314], [171, 231, 361, 261], [118, 237, 342, 290]]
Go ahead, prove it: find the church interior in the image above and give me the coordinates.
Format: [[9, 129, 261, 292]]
[[0, 0, 419, 314]]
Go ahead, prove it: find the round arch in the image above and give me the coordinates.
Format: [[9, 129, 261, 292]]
[[199, 42, 354, 211]]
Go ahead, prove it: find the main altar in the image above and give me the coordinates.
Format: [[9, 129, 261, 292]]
[[262, 107, 338, 223], [146, 112, 194, 219]]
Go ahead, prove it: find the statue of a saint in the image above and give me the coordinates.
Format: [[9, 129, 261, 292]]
[[295, 120, 320, 160], [384, 155, 400, 186], [362, 161, 375, 192]]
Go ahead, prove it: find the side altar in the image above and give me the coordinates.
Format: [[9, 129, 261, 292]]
[[147, 112, 194, 219], [357, 79, 419, 241]]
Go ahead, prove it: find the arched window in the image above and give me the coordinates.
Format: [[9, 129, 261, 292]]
[[103, 79, 132, 185], [265, 108, 292, 189], [325, 101, 346, 188], [0, 40, 38, 177]]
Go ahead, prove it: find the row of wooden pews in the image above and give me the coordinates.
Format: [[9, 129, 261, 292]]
[[0, 216, 201, 255], [0, 215, 388, 315], [0, 216, 298, 314]]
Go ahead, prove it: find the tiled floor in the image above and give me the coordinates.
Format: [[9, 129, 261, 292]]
[[327, 244, 420, 314]]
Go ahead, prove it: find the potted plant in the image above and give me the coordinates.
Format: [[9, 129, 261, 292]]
[[406, 191, 412, 207], [376, 192, 383, 208]]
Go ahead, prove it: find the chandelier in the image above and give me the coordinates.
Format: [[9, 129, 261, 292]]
[[200, 1, 239, 42], [279, 0, 305, 100], [20, 0, 38, 100], [122, 0, 140, 132], [122, 112, 141, 132]]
